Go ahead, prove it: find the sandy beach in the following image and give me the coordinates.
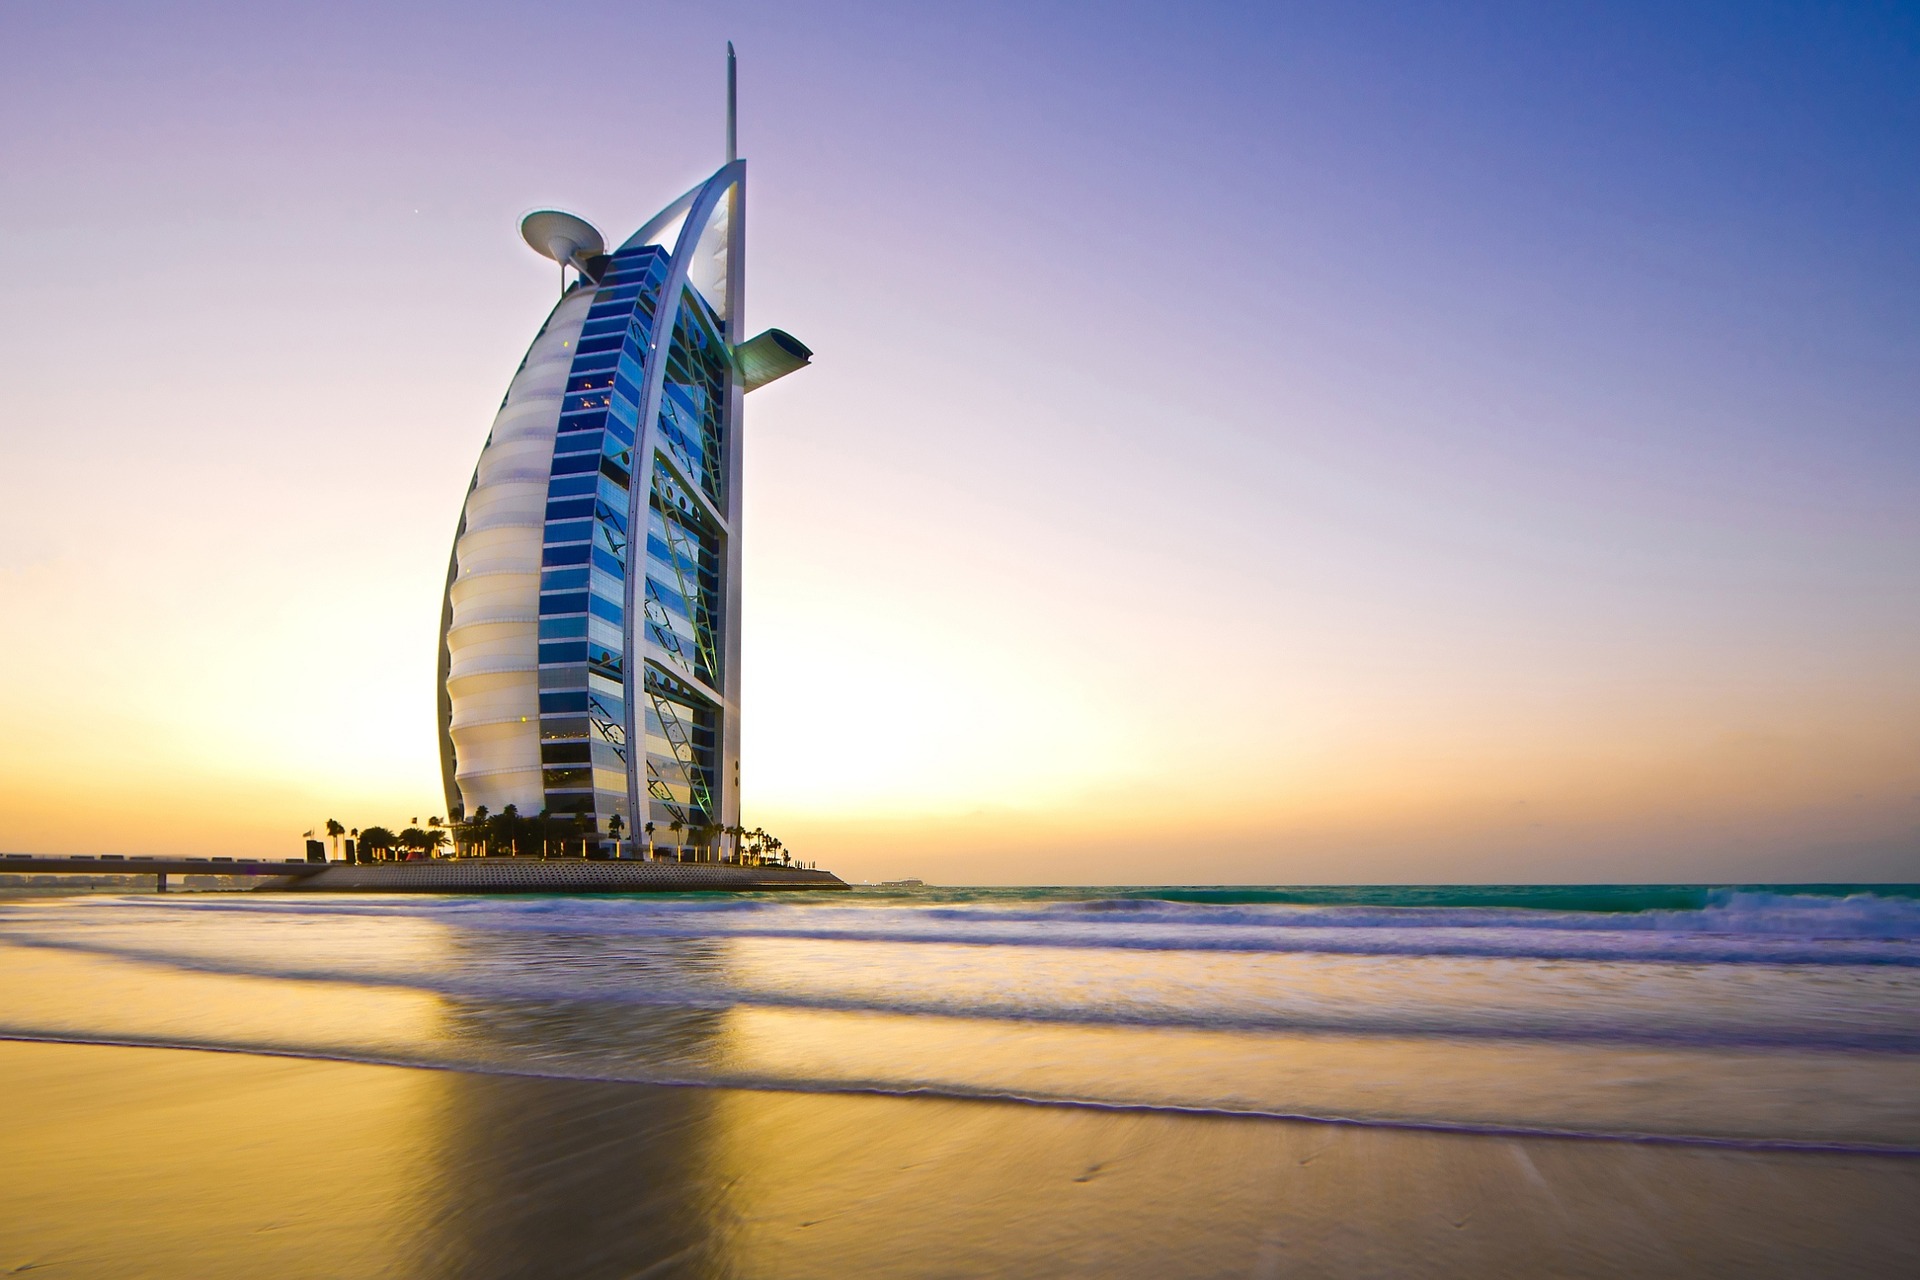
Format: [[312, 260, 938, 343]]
[[4, 1038, 1917, 1278]]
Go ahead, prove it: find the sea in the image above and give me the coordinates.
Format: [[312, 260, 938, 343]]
[[3, 882, 1917, 1152]]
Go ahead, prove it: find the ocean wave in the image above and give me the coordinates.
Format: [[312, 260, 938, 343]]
[[6, 889, 1920, 964], [6, 887, 1919, 1061], [5, 930, 1918, 1052], [959, 889, 1920, 939]]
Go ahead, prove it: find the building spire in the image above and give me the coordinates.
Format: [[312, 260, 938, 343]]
[[726, 42, 737, 163]]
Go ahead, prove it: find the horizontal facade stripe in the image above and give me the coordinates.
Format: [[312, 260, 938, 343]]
[[446, 617, 538, 636], [475, 468, 557, 486], [449, 713, 541, 731], [461, 517, 545, 534], [448, 659, 540, 679], [454, 765, 544, 781], [450, 568, 539, 583]]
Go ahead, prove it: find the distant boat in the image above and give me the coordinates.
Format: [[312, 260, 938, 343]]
[[879, 878, 925, 889]]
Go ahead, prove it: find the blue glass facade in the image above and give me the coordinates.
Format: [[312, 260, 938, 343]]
[[535, 245, 671, 823], [630, 281, 735, 838]]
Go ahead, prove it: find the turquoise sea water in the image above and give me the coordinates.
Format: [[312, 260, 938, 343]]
[[3, 882, 1917, 1150], [936, 882, 1920, 911]]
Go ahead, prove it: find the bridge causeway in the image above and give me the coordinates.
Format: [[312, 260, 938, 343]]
[[1, 855, 325, 890]]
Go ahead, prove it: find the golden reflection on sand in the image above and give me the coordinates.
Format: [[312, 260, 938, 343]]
[[3, 1042, 1917, 1278], [713, 1005, 1920, 1146], [0, 940, 446, 1062], [0, 1042, 442, 1277]]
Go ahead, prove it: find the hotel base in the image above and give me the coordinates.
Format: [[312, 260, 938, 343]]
[[284, 857, 846, 893], [0, 855, 846, 894]]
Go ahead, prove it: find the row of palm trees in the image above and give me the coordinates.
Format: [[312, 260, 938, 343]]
[[311, 812, 799, 866], [642, 819, 794, 866], [450, 805, 595, 859], [313, 818, 449, 863]]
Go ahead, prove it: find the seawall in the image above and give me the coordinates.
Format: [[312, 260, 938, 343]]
[[277, 857, 848, 894]]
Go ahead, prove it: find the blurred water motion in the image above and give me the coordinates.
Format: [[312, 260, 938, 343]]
[[2, 885, 1918, 1274]]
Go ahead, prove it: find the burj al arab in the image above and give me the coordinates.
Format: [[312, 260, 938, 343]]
[[436, 47, 811, 855]]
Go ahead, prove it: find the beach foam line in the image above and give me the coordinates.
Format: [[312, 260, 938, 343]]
[[16, 885, 1920, 933], [6, 933, 1919, 1052], [6, 904, 1919, 966], [3, 1030, 1916, 1159]]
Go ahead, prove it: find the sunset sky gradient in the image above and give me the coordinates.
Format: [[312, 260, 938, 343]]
[[2, 1, 1916, 882]]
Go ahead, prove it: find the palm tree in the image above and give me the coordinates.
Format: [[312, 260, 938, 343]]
[[668, 818, 684, 862], [644, 822, 655, 859], [359, 826, 398, 862], [325, 819, 345, 860], [469, 807, 489, 857], [608, 813, 625, 858], [422, 828, 449, 858]]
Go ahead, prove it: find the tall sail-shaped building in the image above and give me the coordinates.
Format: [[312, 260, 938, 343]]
[[437, 52, 810, 853]]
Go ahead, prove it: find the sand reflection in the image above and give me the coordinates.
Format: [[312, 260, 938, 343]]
[[0, 1042, 441, 1276], [711, 1004, 1920, 1147], [6, 1041, 1917, 1279], [0, 940, 445, 1062]]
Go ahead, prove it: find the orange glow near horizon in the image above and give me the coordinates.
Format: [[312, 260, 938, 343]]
[[2, 14, 1917, 885]]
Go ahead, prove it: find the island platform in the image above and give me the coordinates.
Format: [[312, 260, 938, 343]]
[[0, 855, 847, 894]]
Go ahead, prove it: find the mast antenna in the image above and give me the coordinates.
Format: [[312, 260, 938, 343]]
[[726, 42, 737, 163]]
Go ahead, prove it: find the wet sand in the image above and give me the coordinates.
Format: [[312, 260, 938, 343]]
[[2, 1040, 1915, 1277]]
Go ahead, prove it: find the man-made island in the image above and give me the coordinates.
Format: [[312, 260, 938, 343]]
[[0, 854, 847, 894], [284, 857, 846, 893]]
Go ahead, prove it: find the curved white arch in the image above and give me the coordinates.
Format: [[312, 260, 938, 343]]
[[440, 286, 595, 818], [620, 161, 745, 837]]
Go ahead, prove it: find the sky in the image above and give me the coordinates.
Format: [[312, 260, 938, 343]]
[[1, 1, 1916, 883]]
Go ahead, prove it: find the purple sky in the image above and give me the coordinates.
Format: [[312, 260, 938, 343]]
[[2, 2, 1916, 881]]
